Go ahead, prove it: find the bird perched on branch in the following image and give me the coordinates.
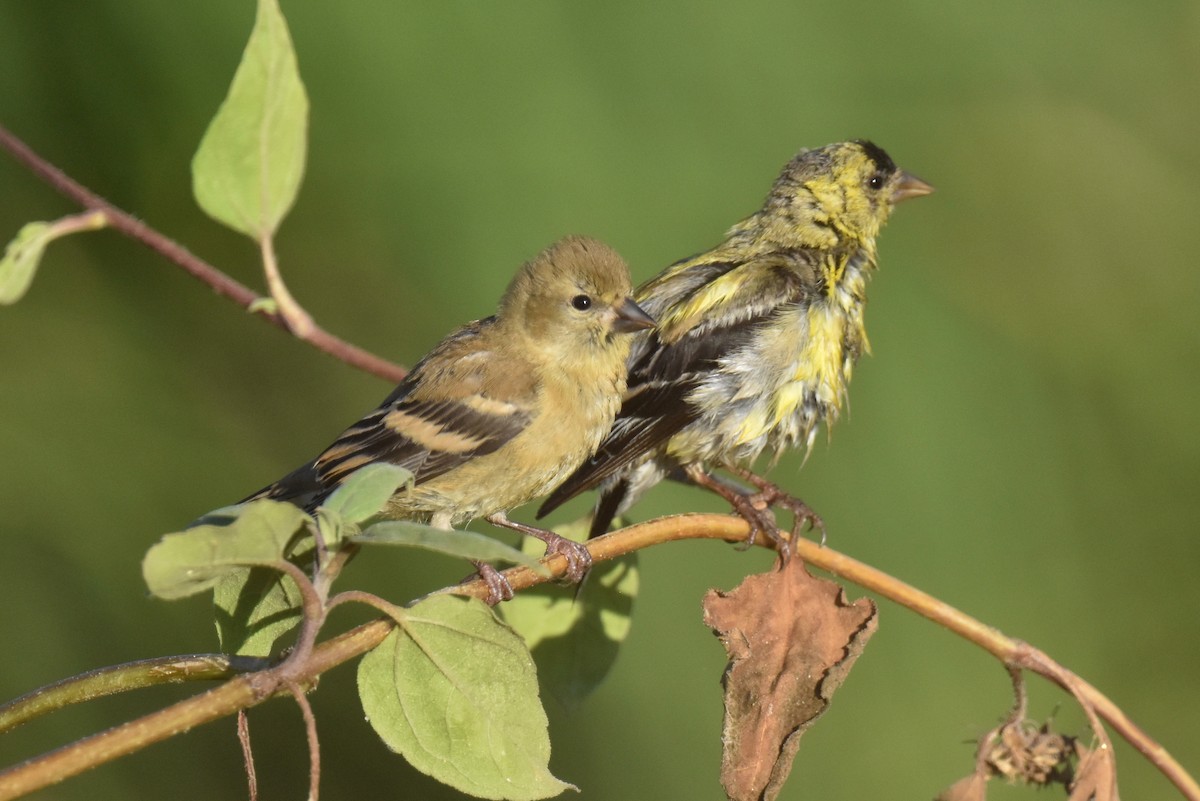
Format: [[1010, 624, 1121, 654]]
[[246, 235, 654, 593], [538, 141, 933, 545]]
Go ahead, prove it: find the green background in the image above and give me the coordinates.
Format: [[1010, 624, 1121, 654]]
[[2, 2, 1197, 799]]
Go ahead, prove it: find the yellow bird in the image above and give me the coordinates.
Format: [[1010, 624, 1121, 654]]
[[539, 141, 932, 543]]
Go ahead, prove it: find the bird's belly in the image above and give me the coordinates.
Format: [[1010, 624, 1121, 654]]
[[386, 385, 619, 526], [673, 302, 855, 467]]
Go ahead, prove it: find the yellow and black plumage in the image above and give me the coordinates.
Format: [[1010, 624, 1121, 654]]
[[538, 141, 932, 540]]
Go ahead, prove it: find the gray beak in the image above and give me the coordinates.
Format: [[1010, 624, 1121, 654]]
[[611, 297, 656, 333], [892, 171, 935, 203]]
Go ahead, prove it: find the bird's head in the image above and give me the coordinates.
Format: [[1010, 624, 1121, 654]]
[[500, 235, 655, 356], [760, 140, 933, 246]]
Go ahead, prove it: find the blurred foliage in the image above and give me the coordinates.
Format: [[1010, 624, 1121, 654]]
[[1, 2, 1197, 799]]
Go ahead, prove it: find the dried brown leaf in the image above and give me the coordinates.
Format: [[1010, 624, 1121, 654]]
[[703, 556, 877, 801], [1069, 741, 1119, 801], [935, 771, 989, 801]]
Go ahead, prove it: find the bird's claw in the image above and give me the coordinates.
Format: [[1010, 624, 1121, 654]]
[[483, 512, 593, 586], [469, 560, 514, 606], [748, 485, 826, 549], [718, 466, 827, 557], [539, 532, 594, 584], [725, 492, 787, 553]]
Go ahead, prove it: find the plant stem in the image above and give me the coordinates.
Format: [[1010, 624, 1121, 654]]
[[0, 121, 406, 383], [236, 710, 257, 801], [259, 233, 314, 337], [286, 682, 320, 801], [0, 654, 261, 734]]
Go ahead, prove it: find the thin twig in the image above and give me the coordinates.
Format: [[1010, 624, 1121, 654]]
[[0, 121, 406, 383], [286, 683, 320, 801], [237, 710, 257, 801], [268, 559, 328, 675], [327, 589, 406, 622]]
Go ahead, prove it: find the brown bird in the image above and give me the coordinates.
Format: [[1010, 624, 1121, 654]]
[[247, 235, 654, 593]]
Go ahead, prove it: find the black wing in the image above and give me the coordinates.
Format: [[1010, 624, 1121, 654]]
[[537, 250, 819, 516], [246, 319, 534, 510]]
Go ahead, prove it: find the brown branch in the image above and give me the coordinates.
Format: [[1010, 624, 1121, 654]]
[[0, 653, 264, 734], [0, 121, 406, 383], [0, 620, 380, 800], [0, 514, 1194, 801]]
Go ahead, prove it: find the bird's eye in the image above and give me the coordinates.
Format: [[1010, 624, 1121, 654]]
[[867, 173, 885, 190], [571, 294, 593, 311]]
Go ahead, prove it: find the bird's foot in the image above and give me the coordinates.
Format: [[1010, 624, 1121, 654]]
[[726, 466, 827, 552], [683, 464, 786, 552], [468, 560, 514, 606], [727, 490, 788, 553], [534, 530, 594, 584], [486, 512, 593, 584]]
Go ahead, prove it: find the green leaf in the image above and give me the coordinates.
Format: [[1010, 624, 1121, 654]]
[[0, 222, 51, 305], [313, 507, 350, 551], [358, 595, 573, 800], [321, 463, 413, 525], [499, 518, 638, 709], [352, 520, 546, 573], [0, 212, 107, 305], [208, 502, 316, 656], [142, 499, 310, 600], [213, 564, 305, 657], [192, 0, 308, 238]]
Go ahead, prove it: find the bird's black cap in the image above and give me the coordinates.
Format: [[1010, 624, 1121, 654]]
[[854, 139, 897, 175]]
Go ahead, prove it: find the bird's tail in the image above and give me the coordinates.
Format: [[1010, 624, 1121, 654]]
[[238, 460, 324, 512]]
